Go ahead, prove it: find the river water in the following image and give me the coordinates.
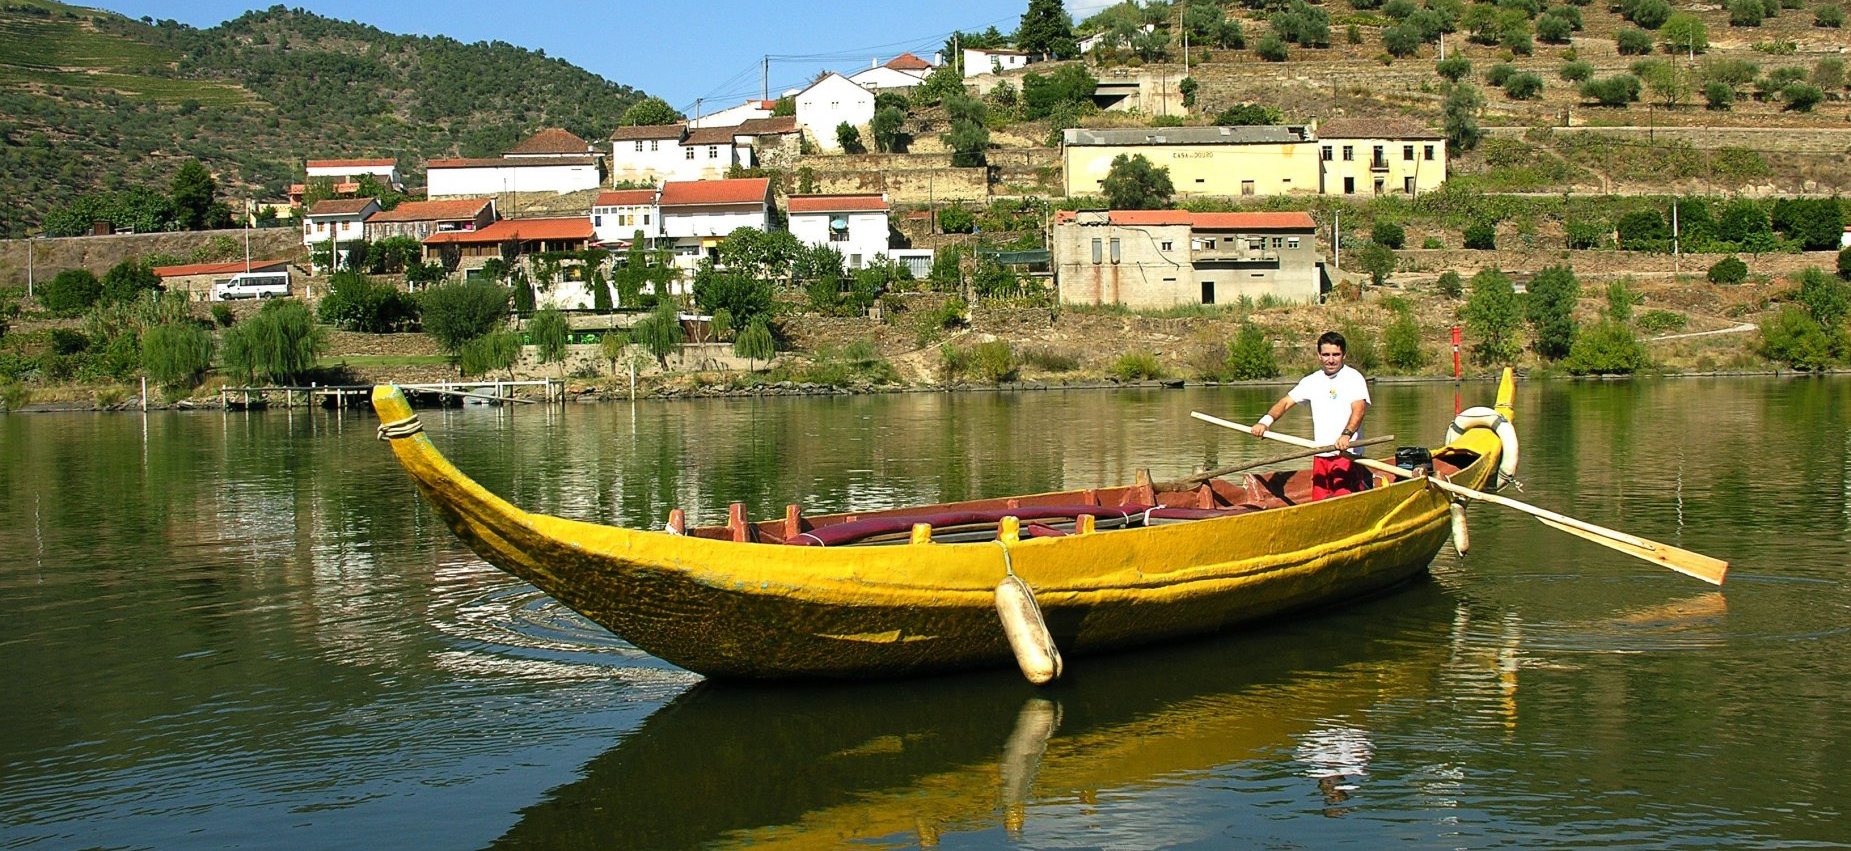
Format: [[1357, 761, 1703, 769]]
[[1, 377, 1846, 849]]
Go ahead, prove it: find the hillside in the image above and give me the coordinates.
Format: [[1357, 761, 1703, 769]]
[[0, 0, 650, 237]]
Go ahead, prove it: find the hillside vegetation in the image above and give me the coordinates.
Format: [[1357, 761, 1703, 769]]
[[0, 1, 650, 237]]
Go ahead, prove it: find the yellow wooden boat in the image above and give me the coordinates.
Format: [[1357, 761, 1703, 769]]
[[370, 372, 1514, 680]]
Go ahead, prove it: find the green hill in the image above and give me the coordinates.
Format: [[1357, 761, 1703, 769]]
[[0, 1, 651, 237]]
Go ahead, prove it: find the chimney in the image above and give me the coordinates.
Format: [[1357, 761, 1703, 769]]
[[871, 58, 878, 69]]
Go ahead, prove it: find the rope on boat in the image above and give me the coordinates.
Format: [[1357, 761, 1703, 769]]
[[376, 415, 424, 441]]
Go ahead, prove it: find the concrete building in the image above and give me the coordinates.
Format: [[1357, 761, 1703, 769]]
[[691, 99, 775, 129], [658, 178, 773, 268], [363, 198, 496, 243], [678, 125, 743, 180], [848, 53, 933, 91], [608, 123, 689, 186], [302, 198, 380, 273], [787, 193, 890, 269], [1052, 209, 1324, 308], [795, 73, 875, 152], [1315, 118, 1447, 197], [591, 188, 660, 245], [962, 47, 1030, 77], [426, 128, 604, 197], [305, 158, 402, 190], [1062, 125, 1320, 199]]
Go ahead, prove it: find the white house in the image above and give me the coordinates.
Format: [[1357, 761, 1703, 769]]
[[787, 194, 891, 270], [608, 123, 689, 186], [426, 157, 602, 198], [795, 73, 875, 152], [302, 197, 380, 273], [591, 188, 661, 245], [658, 178, 773, 269], [730, 116, 800, 169], [961, 47, 1030, 77], [848, 52, 933, 91], [1077, 25, 1154, 54], [678, 125, 744, 180], [691, 99, 775, 129], [305, 158, 402, 191]]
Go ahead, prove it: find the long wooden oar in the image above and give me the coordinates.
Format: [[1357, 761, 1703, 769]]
[[1189, 412, 1728, 586], [1155, 434, 1395, 492]]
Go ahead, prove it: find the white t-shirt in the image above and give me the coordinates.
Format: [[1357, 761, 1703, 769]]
[[1288, 365, 1371, 452]]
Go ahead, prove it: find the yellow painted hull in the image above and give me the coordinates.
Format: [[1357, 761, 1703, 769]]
[[372, 379, 1511, 680]]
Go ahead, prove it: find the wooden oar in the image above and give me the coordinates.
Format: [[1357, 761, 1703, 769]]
[[1189, 412, 1729, 586], [1155, 434, 1395, 492]]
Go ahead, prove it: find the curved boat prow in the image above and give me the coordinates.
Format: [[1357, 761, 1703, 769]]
[[1494, 367, 1516, 423]]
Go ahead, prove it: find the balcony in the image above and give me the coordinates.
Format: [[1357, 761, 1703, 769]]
[[1370, 157, 1390, 171]]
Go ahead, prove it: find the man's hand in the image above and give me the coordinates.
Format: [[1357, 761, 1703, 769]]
[[1250, 422, 1268, 437], [1335, 433, 1352, 451]]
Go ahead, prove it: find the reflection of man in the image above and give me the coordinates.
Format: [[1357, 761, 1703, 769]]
[[1251, 330, 1371, 500], [1294, 723, 1375, 815]]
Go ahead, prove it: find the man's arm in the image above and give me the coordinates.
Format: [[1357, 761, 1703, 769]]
[[1335, 399, 1367, 451], [1250, 396, 1297, 437]]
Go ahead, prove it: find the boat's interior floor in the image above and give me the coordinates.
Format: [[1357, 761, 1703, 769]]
[[673, 449, 1478, 547]]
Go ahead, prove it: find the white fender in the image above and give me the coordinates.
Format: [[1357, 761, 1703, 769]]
[[1445, 406, 1519, 479], [995, 574, 1063, 685], [1450, 501, 1470, 555]]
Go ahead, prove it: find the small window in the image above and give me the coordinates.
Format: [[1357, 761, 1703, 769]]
[[593, 215, 602, 226], [1374, 178, 1386, 195], [1091, 238, 1102, 264], [1403, 145, 1415, 161], [1241, 180, 1255, 196], [1342, 145, 1353, 161], [1160, 240, 1173, 251], [1248, 238, 1264, 251], [1203, 238, 1215, 249], [1321, 146, 1333, 161], [1271, 237, 1283, 249], [634, 141, 643, 152], [685, 148, 694, 160], [1109, 237, 1121, 264], [643, 214, 651, 225], [1424, 144, 1435, 160], [708, 145, 719, 159], [651, 140, 659, 152], [1287, 237, 1300, 248], [1195, 178, 1205, 184]]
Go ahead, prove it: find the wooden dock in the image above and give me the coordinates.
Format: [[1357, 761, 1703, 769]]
[[219, 379, 563, 410]]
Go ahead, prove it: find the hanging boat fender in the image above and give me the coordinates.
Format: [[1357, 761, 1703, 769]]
[[1446, 406, 1520, 479], [994, 538, 1062, 685], [1450, 501, 1470, 555]]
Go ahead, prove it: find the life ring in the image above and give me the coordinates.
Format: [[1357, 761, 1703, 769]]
[[1445, 406, 1520, 479]]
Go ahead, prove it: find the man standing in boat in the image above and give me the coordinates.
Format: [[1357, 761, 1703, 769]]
[[1250, 331, 1371, 500]]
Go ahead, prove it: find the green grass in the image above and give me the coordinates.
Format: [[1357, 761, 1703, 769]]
[[0, 11, 257, 104]]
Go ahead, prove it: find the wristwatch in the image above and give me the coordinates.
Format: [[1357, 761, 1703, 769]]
[[1341, 428, 1356, 437]]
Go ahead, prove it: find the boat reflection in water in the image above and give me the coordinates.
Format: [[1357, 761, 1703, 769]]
[[489, 581, 1467, 850]]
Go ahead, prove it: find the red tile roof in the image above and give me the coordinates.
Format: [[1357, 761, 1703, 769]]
[[609, 123, 686, 141], [366, 198, 493, 222], [788, 194, 888, 213], [659, 178, 771, 208], [427, 157, 600, 168], [595, 189, 658, 206], [682, 125, 738, 146], [734, 116, 798, 136], [1316, 118, 1442, 140], [422, 216, 593, 245], [306, 158, 395, 169], [1054, 210, 1316, 230], [307, 198, 379, 217], [506, 127, 592, 155], [153, 259, 290, 278], [885, 52, 933, 71]]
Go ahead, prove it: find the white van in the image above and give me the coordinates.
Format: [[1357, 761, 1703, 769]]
[[212, 271, 291, 300]]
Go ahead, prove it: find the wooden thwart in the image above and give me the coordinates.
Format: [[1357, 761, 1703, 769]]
[[1190, 411, 1729, 586]]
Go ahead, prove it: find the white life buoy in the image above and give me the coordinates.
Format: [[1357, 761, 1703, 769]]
[[1450, 501, 1470, 555], [1445, 406, 1519, 479], [995, 574, 1063, 685]]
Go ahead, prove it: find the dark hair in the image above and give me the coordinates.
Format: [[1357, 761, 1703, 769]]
[[1317, 330, 1347, 353]]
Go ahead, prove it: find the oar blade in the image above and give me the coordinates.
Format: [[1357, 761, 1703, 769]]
[[1535, 517, 1728, 586]]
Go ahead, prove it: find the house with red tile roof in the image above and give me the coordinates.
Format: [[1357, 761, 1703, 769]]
[[305, 158, 402, 191], [422, 216, 600, 305], [608, 123, 689, 186], [690, 99, 775, 129], [504, 128, 596, 158], [1052, 209, 1325, 308], [795, 73, 874, 153], [364, 198, 497, 243], [659, 178, 773, 268], [848, 53, 935, 91], [592, 188, 660, 245], [303, 197, 382, 272], [787, 194, 891, 269], [426, 129, 605, 198]]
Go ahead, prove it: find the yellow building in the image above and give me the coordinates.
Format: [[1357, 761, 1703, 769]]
[[1061, 126, 1321, 199], [1315, 118, 1447, 197]]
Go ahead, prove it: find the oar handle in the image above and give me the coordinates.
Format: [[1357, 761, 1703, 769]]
[[1188, 412, 1411, 477]]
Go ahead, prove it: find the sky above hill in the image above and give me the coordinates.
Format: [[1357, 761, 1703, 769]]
[[93, 0, 1116, 119]]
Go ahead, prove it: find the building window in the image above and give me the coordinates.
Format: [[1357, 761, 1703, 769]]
[[651, 140, 659, 152], [1424, 144, 1435, 160], [1343, 177, 1355, 194], [1201, 281, 1215, 304], [1160, 240, 1173, 251], [708, 145, 719, 159], [1287, 237, 1300, 248], [1091, 238, 1102, 264], [643, 214, 651, 225], [1271, 237, 1284, 249], [1109, 237, 1121, 264], [1342, 145, 1353, 161], [1241, 180, 1255, 196], [1372, 146, 1386, 168], [1248, 238, 1263, 251], [685, 148, 695, 160], [593, 215, 602, 226], [1403, 144, 1415, 161], [1321, 146, 1333, 161], [634, 141, 643, 152]]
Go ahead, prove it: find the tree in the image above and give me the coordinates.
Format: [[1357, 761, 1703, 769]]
[[1464, 221, 1497, 249], [1384, 24, 1424, 56], [941, 93, 990, 167], [871, 107, 906, 152], [41, 269, 102, 316], [1022, 64, 1098, 119], [1436, 270, 1465, 298], [836, 122, 866, 154], [171, 160, 218, 232], [1797, 267, 1849, 329], [1225, 324, 1279, 379], [733, 316, 776, 370], [1728, 0, 1765, 26], [1384, 305, 1429, 370], [1605, 279, 1638, 322], [1526, 264, 1580, 360], [717, 227, 800, 282], [1582, 74, 1643, 106], [219, 300, 326, 384], [1661, 13, 1708, 54], [101, 259, 161, 305], [1615, 26, 1656, 54], [1503, 72, 1545, 100], [1462, 268, 1523, 365], [1443, 83, 1484, 152], [620, 96, 681, 126], [590, 266, 613, 314], [1616, 209, 1670, 250], [1437, 57, 1473, 82], [528, 308, 569, 375], [692, 265, 775, 327], [458, 330, 520, 378], [1017, 0, 1079, 58], [1358, 242, 1398, 286], [1562, 320, 1651, 374], [599, 330, 629, 376], [419, 280, 512, 354], [1101, 154, 1175, 210], [318, 271, 419, 332], [140, 321, 214, 389], [1255, 34, 1289, 61], [632, 300, 685, 368]]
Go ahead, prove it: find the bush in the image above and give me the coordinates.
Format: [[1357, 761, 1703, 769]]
[[1371, 221, 1407, 249], [1582, 74, 1643, 105], [1463, 268, 1524, 364], [420, 280, 511, 354], [1638, 309, 1688, 334], [210, 304, 234, 327], [973, 340, 1017, 383], [1526, 264, 1581, 360], [1486, 63, 1519, 87], [1730, 0, 1766, 25], [1798, 266, 1849, 328], [1625, 0, 1674, 28], [101, 260, 161, 306], [1615, 27, 1656, 54], [1110, 350, 1165, 380], [1560, 60, 1594, 82], [1782, 82, 1824, 111], [1708, 256, 1750, 284], [1225, 325, 1279, 379], [1704, 81, 1735, 109], [1818, 4, 1845, 26], [938, 343, 974, 383], [219, 300, 326, 385], [1383, 25, 1424, 57], [458, 330, 520, 377], [1464, 222, 1497, 249], [938, 206, 975, 234], [1359, 242, 1398, 286], [140, 322, 215, 390], [1566, 219, 1606, 249], [1838, 245, 1851, 280], [1758, 305, 1839, 369], [1563, 320, 1651, 374], [835, 122, 865, 154], [1537, 13, 1573, 42], [1436, 270, 1465, 298], [1504, 72, 1545, 99], [1437, 56, 1473, 81], [1384, 311, 1429, 370], [40, 269, 102, 316], [1617, 209, 1671, 250], [1256, 35, 1289, 61], [318, 272, 419, 332]]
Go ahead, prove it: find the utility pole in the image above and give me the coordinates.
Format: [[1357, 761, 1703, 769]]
[[762, 55, 769, 101], [26, 235, 34, 300]]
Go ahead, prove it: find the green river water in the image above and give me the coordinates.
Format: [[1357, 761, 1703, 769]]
[[1, 377, 1846, 849]]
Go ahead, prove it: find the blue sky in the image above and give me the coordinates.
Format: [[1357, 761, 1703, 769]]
[[92, 1, 1115, 117]]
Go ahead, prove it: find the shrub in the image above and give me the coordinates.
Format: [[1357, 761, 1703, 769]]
[[1704, 81, 1735, 109], [1838, 245, 1851, 280], [1504, 72, 1545, 99], [140, 322, 214, 389], [1582, 74, 1643, 105], [1638, 309, 1688, 334], [210, 303, 234, 327], [419, 280, 511, 354], [1797, 266, 1849, 328], [1256, 34, 1289, 61], [1463, 268, 1524, 364], [1782, 82, 1824, 111], [1486, 63, 1519, 86], [1563, 320, 1651, 374], [1464, 222, 1497, 249], [1729, 0, 1766, 25], [1384, 25, 1424, 57], [1359, 242, 1398, 286], [1225, 324, 1279, 379], [1818, 4, 1845, 27], [1526, 264, 1581, 360], [40, 269, 102, 316], [1758, 305, 1838, 369], [1708, 256, 1750, 284], [1423, 236, 1446, 250], [101, 259, 161, 306], [1537, 13, 1573, 42], [458, 330, 520, 377], [1617, 209, 1670, 250], [48, 327, 89, 355], [1565, 219, 1606, 248], [1615, 27, 1655, 54], [1371, 221, 1407, 249], [1384, 311, 1429, 370], [973, 339, 1017, 382], [1625, 0, 1673, 28], [1022, 346, 1080, 372], [219, 300, 326, 384], [938, 206, 976, 234], [318, 271, 418, 332], [1110, 350, 1165, 380], [938, 343, 974, 383], [1560, 60, 1595, 82], [835, 122, 865, 154], [1436, 56, 1473, 81], [1437, 270, 1465, 298]]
